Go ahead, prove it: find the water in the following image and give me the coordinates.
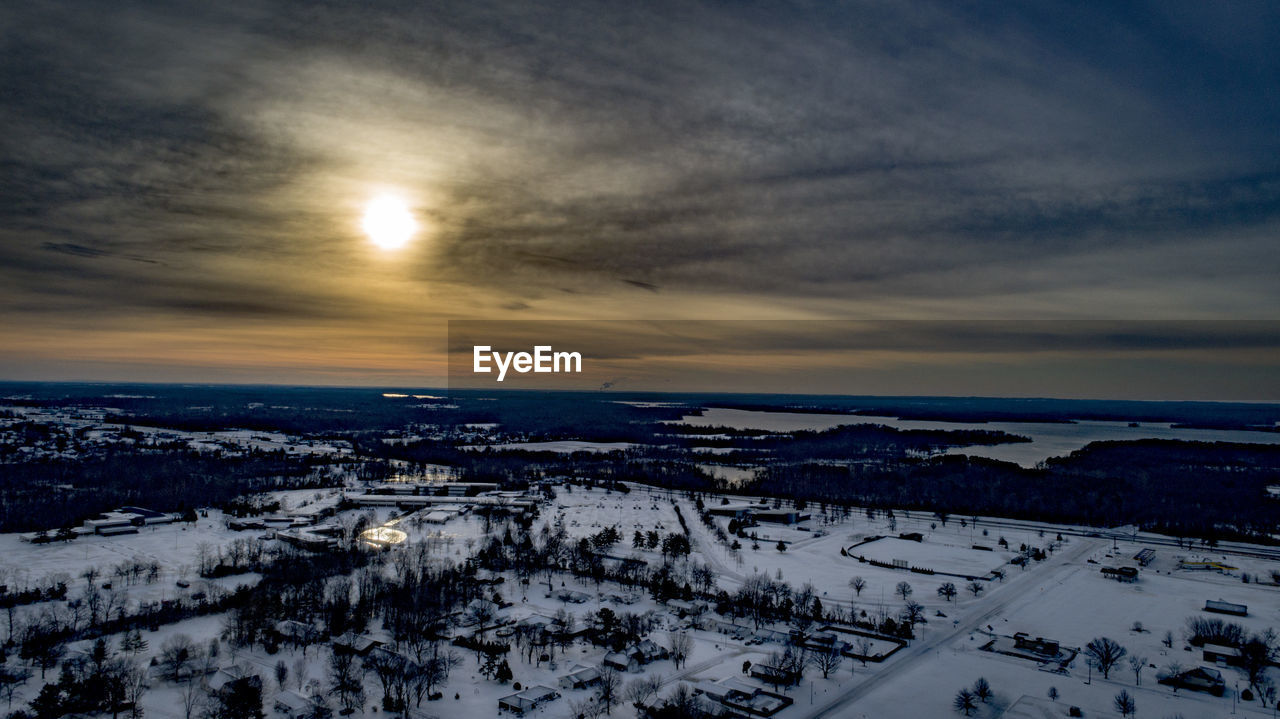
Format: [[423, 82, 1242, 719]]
[[675, 408, 1280, 467]]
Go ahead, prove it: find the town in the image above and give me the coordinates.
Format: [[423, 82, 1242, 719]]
[[2, 466, 1278, 719]]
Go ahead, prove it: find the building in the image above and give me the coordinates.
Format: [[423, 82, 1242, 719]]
[[274, 690, 324, 719], [1133, 548, 1155, 566], [211, 673, 263, 703], [275, 620, 322, 645], [749, 663, 799, 687], [603, 651, 639, 673], [96, 524, 140, 537], [206, 663, 258, 693], [667, 599, 709, 617], [707, 503, 767, 519], [638, 639, 668, 660], [752, 509, 810, 525], [694, 677, 793, 718], [1158, 666, 1226, 696], [498, 685, 559, 714], [1101, 566, 1138, 582], [1012, 633, 1060, 657], [1202, 644, 1243, 666], [558, 664, 602, 690], [84, 511, 141, 535], [1204, 599, 1247, 616], [118, 507, 175, 525], [332, 632, 383, 656]]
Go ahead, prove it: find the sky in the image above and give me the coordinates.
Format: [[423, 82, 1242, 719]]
[[2, 1, 1279, 396]]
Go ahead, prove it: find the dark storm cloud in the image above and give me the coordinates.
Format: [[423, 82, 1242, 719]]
[[2, 0, 1279, 334]]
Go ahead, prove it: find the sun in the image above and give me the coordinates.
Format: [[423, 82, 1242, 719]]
[[362, 195, 417, 250]]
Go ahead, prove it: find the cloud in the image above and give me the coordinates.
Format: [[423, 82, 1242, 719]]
[[2, 0, 1279, 385]]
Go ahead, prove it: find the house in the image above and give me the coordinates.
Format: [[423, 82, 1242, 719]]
[[797, 631, 849, 654], [1158, 666, 1226, 696], [517, 613, 560, 634], [558, 664, 602, 690], [1203, 644, 1243, 666], [667, 599, 709, 617], [274, 690, 324, 719], [214, 674, 263, 702], [603, 651, 639, 673], [711, 618, 750, 638], [632, 639, 669, 664], [498, 685, 560, 714], [365, 646, 419, 676], [1012, 633, 1060, 657], [1204, 599, 1247, 616], [498, 694, 536, 715], [749, 663, 799, 687], [751, 628, 791, 645], [275, 620, 322, 645], [332, 632, 383, 656], [207, 663, 258, 693], [694, 677, 793, 718], [1133, 548, 1155, 566]]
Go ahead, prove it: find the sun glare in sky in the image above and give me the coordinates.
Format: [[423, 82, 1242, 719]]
[[362, 195, 417, 250]]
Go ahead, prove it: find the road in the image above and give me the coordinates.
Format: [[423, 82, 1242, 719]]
[[803, 535, 1101, 719]]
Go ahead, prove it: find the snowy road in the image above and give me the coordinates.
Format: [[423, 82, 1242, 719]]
[[803, 536, 1101, 719]]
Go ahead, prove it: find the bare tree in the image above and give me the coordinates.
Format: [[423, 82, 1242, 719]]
[[937, 582, 957, 602], [966, 581, 984, 597], [655, 631, 686, 668], [849, 576, 866, 598], [597, 666, 622, 715], [159, 634, 200, 683], [953, 688, 977, 716], [894, 582, 913, 601], [363, 648, 402, 710], [1113, 689, 1135, 717], [853, 637, 874, 667], [810, 644, 843, 679], [568, 698, 604, 719], [624, 675, 663, 708], [179, 674, 207, 719], [1241, 631, 1278, 698], [329, 650, 366, 715], [0, 664, 32, 708], [1084, 637, 1127, 680], [1128, 654, 1147, 686], [901, 600, 925, 628]]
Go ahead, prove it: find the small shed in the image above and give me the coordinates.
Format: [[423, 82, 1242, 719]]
[[1203, 643, 1242, 666], [1204, 599, 1247, 616]]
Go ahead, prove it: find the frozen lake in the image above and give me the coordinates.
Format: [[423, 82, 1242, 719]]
[[676, 407, 1280, 467]]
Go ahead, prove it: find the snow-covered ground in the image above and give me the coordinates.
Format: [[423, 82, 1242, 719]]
[[1, 483, 1277, 719]]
